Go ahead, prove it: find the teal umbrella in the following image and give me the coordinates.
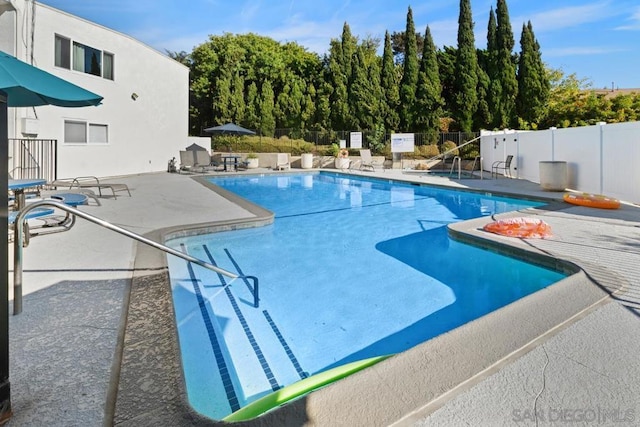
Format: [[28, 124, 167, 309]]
[[0, 50, 102, 423], [0, 50, 103, 107]]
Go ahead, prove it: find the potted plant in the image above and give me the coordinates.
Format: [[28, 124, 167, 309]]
[[246, 152, 259, 169], [333, 144, 350, 170]]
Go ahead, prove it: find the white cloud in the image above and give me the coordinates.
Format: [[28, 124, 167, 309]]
[[544, 46, 627, 57], [513, 2, 616, 32], [614, 6, 640, 30]]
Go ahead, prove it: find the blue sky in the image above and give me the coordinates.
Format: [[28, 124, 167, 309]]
[[40, 0, 640, 89]]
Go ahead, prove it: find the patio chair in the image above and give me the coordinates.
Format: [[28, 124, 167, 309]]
[[195, 150, 223, 172], [276, 153, 290, 171], [179, 150, 196, 173], [491, 155, 514, 178], [50, 176, 131, 199], [358, 149, 382, 172]]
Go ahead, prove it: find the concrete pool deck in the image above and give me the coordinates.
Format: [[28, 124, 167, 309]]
[[6, 169, 640, 426]]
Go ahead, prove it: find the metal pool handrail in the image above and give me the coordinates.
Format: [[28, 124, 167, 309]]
[[12, 200, 259, 315]]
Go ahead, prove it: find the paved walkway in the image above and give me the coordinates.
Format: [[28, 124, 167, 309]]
[[6, 169, 640, 426]]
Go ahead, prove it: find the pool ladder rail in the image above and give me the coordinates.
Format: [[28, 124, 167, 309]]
[[448, 155, 483, 179], [12, 200, 259, 315]]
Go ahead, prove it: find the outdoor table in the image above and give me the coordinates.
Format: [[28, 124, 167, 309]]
[[221, 154, 242, 171], [9, 178, 46, 210]]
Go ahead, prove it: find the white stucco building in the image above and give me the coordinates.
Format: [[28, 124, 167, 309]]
[[0, 0, 189, 178]]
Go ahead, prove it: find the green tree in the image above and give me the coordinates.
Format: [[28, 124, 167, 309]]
[[244, 82, 259, 129], [475, 60, 492, 129], [350, 48, 372, 129], [230, 73, 246, 123], [453, 0, 479, 132], [327, 38, 349, 130], [258, 80, 276, 136], [381, 31, 400, 131], [516, 21, 550, 128], [390, 30, 425, 63], [437, 46, 457, 117], [485, 7, 500, 128], [165, 49, 191, 66], [413, 26, 442, 143], [495, 0, 518, 128], [399, 6, 419, 131]]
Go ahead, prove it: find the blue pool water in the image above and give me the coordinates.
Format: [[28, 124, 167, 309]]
[[166, 172, 566, 420]]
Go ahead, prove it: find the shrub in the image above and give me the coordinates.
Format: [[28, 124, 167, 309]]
[[441, 140, 459, 156], [418, 144, 439, 158]]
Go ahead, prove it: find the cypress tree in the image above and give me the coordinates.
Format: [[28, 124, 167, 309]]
[[258, 80, 275, 137], [350, 48, 374, 130], [214, 71, 232, 124], [453, 0, 478, 132], [437, 46, 457, 117], [485, 7, 501, 128], [413, 26, 443, 143], [230, 73, 246, 124], [341, 23, 359, 130], [495, 0, 518, 128], [327, 38, 349, 130], [399, 6, 419, 131], [244, 81, 259, 129], [475, 62, 492, 129], [516, 21, 550, 127], [381, 31, 400, 131]]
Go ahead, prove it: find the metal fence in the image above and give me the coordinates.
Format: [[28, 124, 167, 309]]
[[272, 129, 479, 148], [219, 129, 480, 158], [9, 138, 57, 182]]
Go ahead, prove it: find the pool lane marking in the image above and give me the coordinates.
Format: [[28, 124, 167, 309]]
[[223, 248, 308, 380], [203, 245, 281, 392], [262, 311, 308, 379], [274, 196, 433, 219], [179, 244, 240, 412]]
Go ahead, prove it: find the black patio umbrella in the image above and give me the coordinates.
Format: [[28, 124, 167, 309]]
[[203, 122, 256, 136], [0, 50, 102, 423]]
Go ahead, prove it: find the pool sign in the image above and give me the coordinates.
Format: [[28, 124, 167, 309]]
[[350, 132, 362, 149], [339, 139, 346, 148], [391, 133, 415, 153]]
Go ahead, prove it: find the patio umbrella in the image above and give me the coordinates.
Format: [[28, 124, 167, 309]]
[[203, 122, 256, 136], [0, 50, 103, 107], [0, 50, 102, 423]]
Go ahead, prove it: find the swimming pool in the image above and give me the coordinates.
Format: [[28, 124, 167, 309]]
[[166, 172, 566, 420]]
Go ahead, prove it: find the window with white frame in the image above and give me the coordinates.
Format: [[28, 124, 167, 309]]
[[64, 120, 109, 144], [54, 34, 114, 80]]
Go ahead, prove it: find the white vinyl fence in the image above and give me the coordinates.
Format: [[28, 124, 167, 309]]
[[480, 121, 640, 203]]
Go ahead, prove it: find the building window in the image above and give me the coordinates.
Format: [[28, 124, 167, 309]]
[[54, 35, 71, 69], [54, 35, 114, 80], [73, 42, 102, 76], [64, 120, 109, 144], [103, 52, 114, 80], [89, 124, 108, 143]]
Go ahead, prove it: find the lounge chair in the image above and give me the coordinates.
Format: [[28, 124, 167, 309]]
[[179, 150, 196, 173], [357, 149, 382, 172], [50, 176, 131, 199], [276, 153, 290, 171], [491, 155, 514, 178], [195, 150, 222, 172]]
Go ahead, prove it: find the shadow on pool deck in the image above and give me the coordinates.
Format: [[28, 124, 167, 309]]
[[7, 170, 640, 426]]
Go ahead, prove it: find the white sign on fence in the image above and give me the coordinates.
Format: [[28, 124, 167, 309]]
[[391, 133, 415, 153], [339, 139, 347, 149], [350, 132, 363, 149]]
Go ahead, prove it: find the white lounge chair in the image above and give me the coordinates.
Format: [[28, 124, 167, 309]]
[[50, 176, 131, 199], [276, 153, 290, 170], [358, 149, 382, 172]]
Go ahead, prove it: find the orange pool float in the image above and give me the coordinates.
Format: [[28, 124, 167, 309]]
[[563, 192, 620, 209], [483, 217, 553, 239]]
